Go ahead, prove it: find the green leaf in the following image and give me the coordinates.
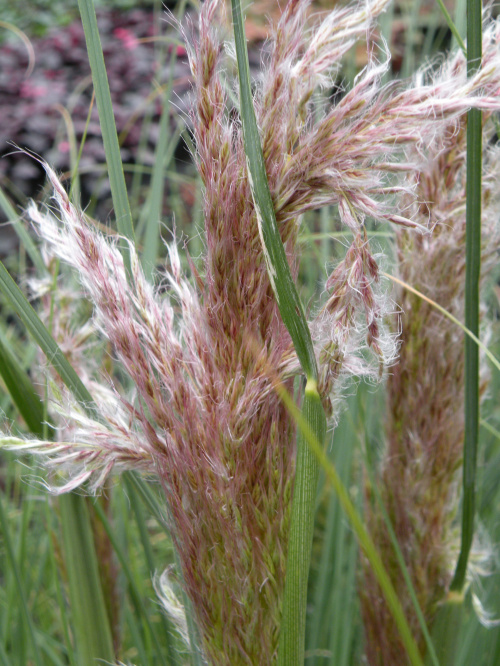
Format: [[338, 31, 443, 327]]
[[0, 187, 46, 276], [0, 494, 43, 666], [230, 2, 329, 663], [274, 380, 425, 666], [0, 260, 98, 419], [58, 494, 116, 666], [230, 0, 318, 382], [76, 0, 135, 268], [450, 0, 482, 594], [0, 331, 46, 437], [277, 388, 325, 665]]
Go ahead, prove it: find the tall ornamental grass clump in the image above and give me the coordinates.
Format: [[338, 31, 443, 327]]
[[361, 114, 500, 665], [2, 0, 500, 663]]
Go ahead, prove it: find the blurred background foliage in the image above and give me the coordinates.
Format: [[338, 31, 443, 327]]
[[0, 0, 159, 39]]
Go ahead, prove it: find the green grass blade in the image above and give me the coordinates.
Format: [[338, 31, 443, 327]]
[[125, 473, 203, 666], [278, 389, 326, 665], [58, 494, 115, 665], [76, 0, 135, 259], [0, 333, 45, 437], [367, 464, 440, 666], [436, 0, 466, 54], [0, 187, 46, 275], [0, 494, 42, 666], [384, 273, 500, 375], [306, 405, 358, 665], [274, 380, 425, 666], [230, 0, 318, 381], [450, 0, 483, 593], [69, 91, 96, 204], [125, 478, 180, 666], [124, 472, 169, 529], [0, 260, 98, 420], [453, 0, 467, 52], [141, 0, 188, 280], [43, 500, 78, 666], [123, 604, 149, 665], [55, 105, 81, 205], [331, 516, 360, 666], [0, 303, 115, 666], [91, 498, 171, 666], [400, 0, 422, 78], [0, 640, 11, 666], [230, 2, 328, 663], [428, 595, 466, 666], [141, 94, 176, 281], [0, 264, 115, 665]]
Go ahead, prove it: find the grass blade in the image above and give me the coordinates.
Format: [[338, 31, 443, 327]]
[[278, 389, 325, 664], [230, 0, 318, 380], [43, 501, 78, 666], [76, 0, 135, 262], [141, 0, 188, 280], [436, 0, 466, 54], [0, 333, 45, 437], [307, 403, 360, 665], [365, 460, 440, 666], [450, 0, 483, 592], [0, 494, 42, 666], [274, 380, 425, 666], [125, 478, 180, 666], [0, 187, 46, 275], [230, 1, 327, 663], [91, 499, 171, 666], [125, 473, 203, 666], [383, 272, 500, 375], [58, 494, 115, 665], [0, 260, 98, 419], [0, 327, 114, 665]]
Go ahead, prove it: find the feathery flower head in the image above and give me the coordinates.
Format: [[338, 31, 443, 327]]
[[360, 104, 500, 664]]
